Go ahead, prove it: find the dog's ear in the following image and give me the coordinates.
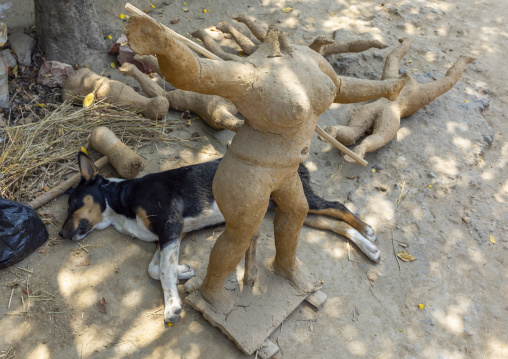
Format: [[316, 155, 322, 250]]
[[78, 151, 99, 183]]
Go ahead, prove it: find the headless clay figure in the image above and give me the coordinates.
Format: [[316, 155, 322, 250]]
[[62, 68, 169, 120], [323, 38, 476, 161], [125, 15, 405, 312]]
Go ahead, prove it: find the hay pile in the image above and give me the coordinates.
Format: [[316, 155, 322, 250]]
[[0, 100, 185, 203]]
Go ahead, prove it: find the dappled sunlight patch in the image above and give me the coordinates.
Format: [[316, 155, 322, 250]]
[[116, 314, 167, 354], [25, 342, 50, 359], [452, 136, 473, 152], [347, 340, 367, 356], [57, 261, 118, 298], [396, 126, 412, 142], [432, 296, 471, 335], [187, 320, 204, 334], [304, 160, 318, 173], [429, 155, 459, 177], [467, 246, 486, 264], [494, 178, 508, 203], [365, 195, 395, 226], [120, 288, 146, 309], [323, 296, 344, 319], [302, 228, 327, 245], [446, 121, 469, 134]]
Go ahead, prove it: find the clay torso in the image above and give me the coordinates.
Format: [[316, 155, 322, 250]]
[[228, 45, 338, 167]]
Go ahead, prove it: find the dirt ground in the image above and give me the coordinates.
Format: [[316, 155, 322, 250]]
[[1, 0, 508, 358]]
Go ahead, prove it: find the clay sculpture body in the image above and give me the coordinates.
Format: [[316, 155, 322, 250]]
[[323, 38, 476, 161], [124, 14, 405, 313]]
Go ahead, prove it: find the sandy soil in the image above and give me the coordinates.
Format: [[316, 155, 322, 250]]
[[1, 0, 507, 358]]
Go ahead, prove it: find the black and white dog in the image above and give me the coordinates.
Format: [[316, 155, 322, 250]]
[[60, 151, 379, 322]]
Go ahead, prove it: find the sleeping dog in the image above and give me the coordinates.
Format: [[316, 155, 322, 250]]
[[60, 151, 379, 322]]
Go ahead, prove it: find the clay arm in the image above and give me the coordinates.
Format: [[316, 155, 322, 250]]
[[191, 29, 241, 61], [334, 76, 405, 104], [215, 21, 258, 55], [309, 37, 387, 56], [125, 14, 254, 102]]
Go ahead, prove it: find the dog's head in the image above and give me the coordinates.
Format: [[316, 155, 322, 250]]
[[59, 151, 107, 241]]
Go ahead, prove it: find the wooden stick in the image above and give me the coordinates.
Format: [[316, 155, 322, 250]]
[[243, 232, 258, 286], [315, 125, 368, 166], [124, 3, 367, 166], [27, 157, 109, 210], [124, 3, 222, 61]]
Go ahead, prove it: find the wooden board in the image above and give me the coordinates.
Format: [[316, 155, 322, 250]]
[[185, 263, 320, 355]]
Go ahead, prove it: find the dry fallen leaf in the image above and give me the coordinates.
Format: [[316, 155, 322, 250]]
[[83, 93, 94, 108], [77, 255, 91, 267], [120, 13, 125, 19], [418, 304, 425, 309], [98, 297, 106, 313], [171, 19, 180, 24], [43, 185, 50, 192], [397, 251, 416, 262], [282, 7, 294, 12], [489, 236, 496, 244], [22, 288, 32, 295]]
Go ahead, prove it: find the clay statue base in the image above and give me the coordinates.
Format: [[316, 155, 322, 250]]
[[185, 258, 323, 356]]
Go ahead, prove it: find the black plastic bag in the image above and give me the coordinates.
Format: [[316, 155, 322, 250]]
[[0, 198, 48, 269]]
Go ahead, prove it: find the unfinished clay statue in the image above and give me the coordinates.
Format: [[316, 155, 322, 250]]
[[322, 38, 476, 161], [118, 60, 242, 132], [62, 67, 169, 120], [125, 14, 405, 314]]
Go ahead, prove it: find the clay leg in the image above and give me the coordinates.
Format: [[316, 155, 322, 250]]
[[232, 14, 267, 42], [271, 171, 320, 293], [216, 21, 258, 55], [201, 154, 272, 311], [347, 103, 401, 161], [119, 62, 166, 98], [402, 55, 476, 117], [381, 38, 413, 80], [320, 39, 387, 57], [304, 214, 380, 262], [323, 101, 381, 145], [96, 79, 169, 120], [335, 76, 405, 104]]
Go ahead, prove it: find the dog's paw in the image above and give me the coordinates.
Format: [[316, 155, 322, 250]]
[[363, 225, 377, 243], [360, 240, 380, 263], [148, 263, 160, 280], [164, 298, 182, 323], [177, 264, 195, 280]]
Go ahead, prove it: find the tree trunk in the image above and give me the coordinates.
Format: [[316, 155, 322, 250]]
[[34, 0, 106, 66]]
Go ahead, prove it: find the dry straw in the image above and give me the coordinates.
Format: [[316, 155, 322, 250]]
[[0, 99, 185, 203]]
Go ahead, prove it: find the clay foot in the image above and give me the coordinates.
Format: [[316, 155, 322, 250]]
[[142, 96, 170, 120], [201, 286, 234, 314], [385, 78, 406, 101], [271, 258, 320, 293], [125, 15, 172, 56]]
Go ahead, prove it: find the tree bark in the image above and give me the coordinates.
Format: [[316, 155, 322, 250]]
[[34, 0, 106, 66]]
